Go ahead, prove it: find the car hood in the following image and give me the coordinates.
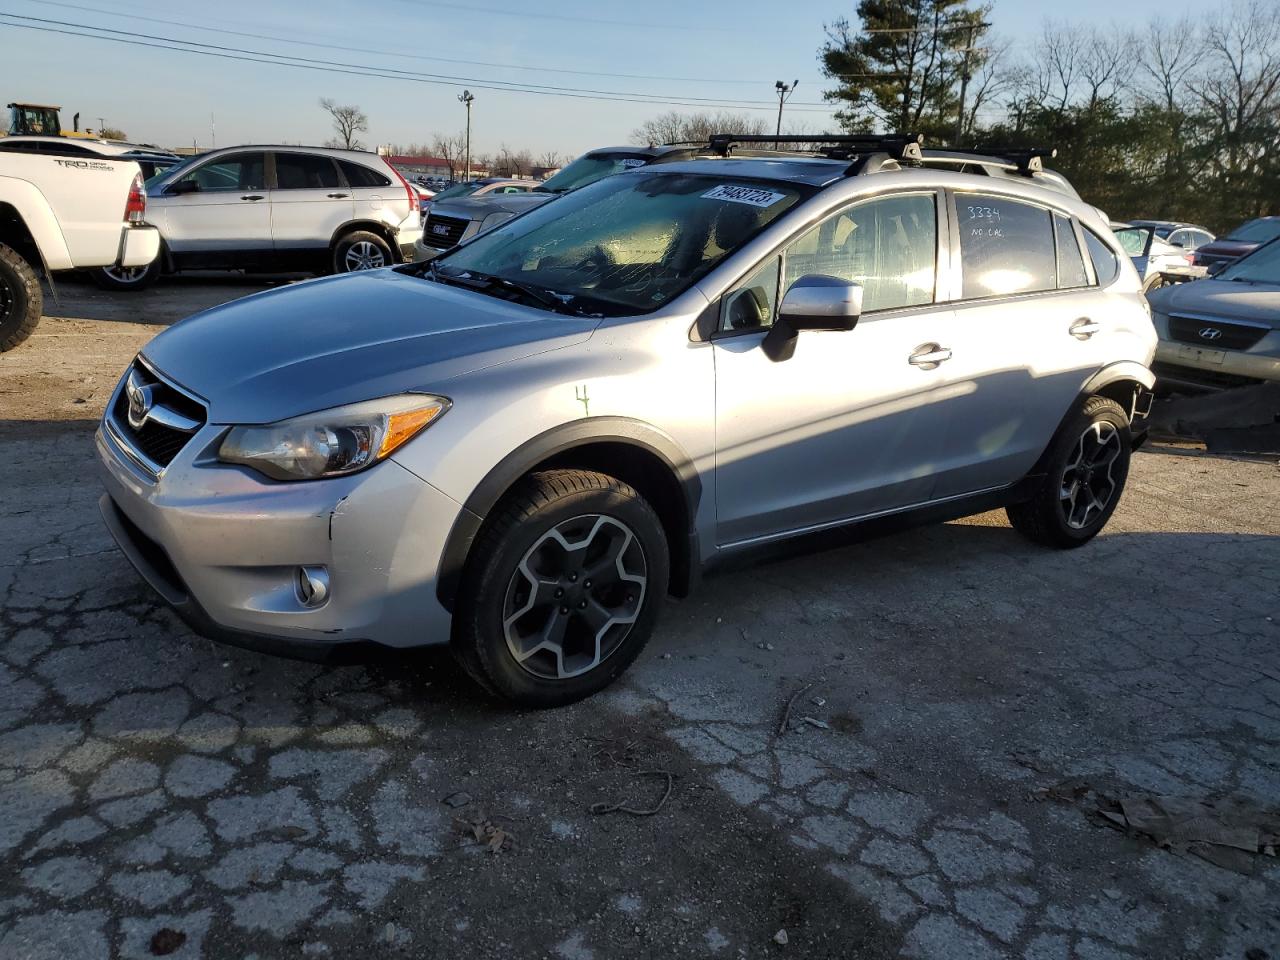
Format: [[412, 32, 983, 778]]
[[1147, 277, 1280, 328], [430, 192, 555, 220], [141, 269, 598, 424]]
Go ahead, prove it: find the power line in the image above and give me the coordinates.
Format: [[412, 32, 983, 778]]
[[31, 0, 818, 87], [0, 15, 841, 114]]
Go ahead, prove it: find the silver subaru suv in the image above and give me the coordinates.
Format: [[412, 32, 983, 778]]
[[97, 135, 1157, 707]]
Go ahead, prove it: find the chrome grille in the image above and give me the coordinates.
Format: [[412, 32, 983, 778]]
[[107, 359, 207, 475], [421, 214, 469, 249]]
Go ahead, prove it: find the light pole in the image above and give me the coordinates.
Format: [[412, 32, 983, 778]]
[[458, 89, 475, 182], [774, 80, 798, 145]]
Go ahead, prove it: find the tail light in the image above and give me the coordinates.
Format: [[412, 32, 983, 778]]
[[124, 172, 146, 223], [390, 167, 418, 214], [1183, 252, 1195, 264]]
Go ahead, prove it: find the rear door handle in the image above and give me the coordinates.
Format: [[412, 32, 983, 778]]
[[908, 344, 952, 368], [327, 193, 350, 199], [240, 194, 264, 201], [1070, 318, 1102, 339]]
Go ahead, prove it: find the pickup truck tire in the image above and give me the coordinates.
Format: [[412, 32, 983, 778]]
[[333, 231, 393, 273], [89, 260, 161, 291], [0, 243, 42, 352]]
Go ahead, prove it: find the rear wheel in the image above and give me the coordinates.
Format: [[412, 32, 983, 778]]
[[452, 469, 669, 707], [0, 243, 42, 352], [1007, 396, 1131, 548], [333, 231, 393, 273], [89, 260, 161, 291]]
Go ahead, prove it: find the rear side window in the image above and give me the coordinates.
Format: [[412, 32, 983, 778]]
[[957, 194, 1057, 298], [275, 153, 340, 189], [339, 160, 391, 188], [1054, 214, 1089, 288], [1082, 229, 1120, 286]]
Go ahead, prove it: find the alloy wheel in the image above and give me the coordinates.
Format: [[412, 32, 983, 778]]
[[1060, 421, 1123, 530], [502, 514, 648, 681], [344, 241, 386, 271], [102, 264, 148, 284]]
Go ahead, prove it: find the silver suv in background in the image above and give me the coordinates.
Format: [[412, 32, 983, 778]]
[[97, 134, 1156, 707], [97, 145, 421, 289], [416, 144, 709, 256]]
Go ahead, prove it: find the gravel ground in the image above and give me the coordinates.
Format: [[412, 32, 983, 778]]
[[1, 278, 1279, 959]]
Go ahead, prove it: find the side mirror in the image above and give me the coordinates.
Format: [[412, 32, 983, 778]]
[[1206, 260, 1226, 277], [166, 179, 199, 195], [763, 275, 863, 362]]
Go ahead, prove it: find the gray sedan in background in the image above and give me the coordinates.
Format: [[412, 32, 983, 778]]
[[1148, 238, 1280, 390]]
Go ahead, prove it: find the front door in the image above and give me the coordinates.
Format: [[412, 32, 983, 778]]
[[712, 191, 959, 546], [158, 151, 271, 268]]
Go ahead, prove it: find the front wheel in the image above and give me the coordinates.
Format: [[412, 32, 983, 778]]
[[452, 469, 670, 707], [333, 231, 393, 273], [1007, 396, 1132, 548], [0, 243, 43, 352], [89, 260, 161, 291]]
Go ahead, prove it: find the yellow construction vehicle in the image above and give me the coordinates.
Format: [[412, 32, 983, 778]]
[[5, 103, 95, 138]]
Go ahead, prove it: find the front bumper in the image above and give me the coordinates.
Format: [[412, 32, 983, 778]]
[[96, 417, 462, 656], [119, 223, 160, 268], [1154, 340, 1280, 385]]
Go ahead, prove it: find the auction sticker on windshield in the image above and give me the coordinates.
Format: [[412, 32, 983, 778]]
[[702, 184, 788, 207]]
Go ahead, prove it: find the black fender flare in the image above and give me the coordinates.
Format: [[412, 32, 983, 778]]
[[435, 417, 702, 610]]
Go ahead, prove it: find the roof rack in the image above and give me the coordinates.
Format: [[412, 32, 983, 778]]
[[704, 133, 924, 164], [920, 146, 1058, 176]]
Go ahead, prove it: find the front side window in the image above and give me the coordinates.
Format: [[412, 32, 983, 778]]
[[436, 173, 804, 315], [782, 193, 937, 313], [1054, 214, 1089, 288], [275, 153, 340, 189], [957, 194, 1057, 298], [1083, 229, 1120, 286], [175, 152, 265, 192], [720, 257, 780, 332]]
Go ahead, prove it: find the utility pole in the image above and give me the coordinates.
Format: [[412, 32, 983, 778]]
[[458, 90, 475, 182], [774, 80, 798, 145], [97, 116, 105, 135], [953, 20, 988, 146]]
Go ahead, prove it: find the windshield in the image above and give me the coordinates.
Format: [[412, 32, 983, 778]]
[[1226, 218, 1280, 244], [433, 182, 481, 201], [1113, 227, 1150, 256], [434, 172, 805, 315], [1219, 238, 1280, 284], [145, 153, 198, 188], [535, 152, 651, 194]]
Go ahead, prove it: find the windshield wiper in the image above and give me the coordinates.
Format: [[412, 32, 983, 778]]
[[437, 269, 578, 314]]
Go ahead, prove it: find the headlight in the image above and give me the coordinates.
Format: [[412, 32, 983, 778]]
[[218, 394, 449, 481], [479, 211, 514, 233]]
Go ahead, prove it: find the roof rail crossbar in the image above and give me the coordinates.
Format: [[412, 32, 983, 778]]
[[705, 133, 923, 163], [925, 146, 1058, 175]]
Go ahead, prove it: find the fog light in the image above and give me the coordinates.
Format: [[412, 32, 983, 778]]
[[296, 566, 329, 607]]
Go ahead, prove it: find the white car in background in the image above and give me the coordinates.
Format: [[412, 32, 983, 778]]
[[97, 145, 422, 290], [1112, 222, 1213, 294]]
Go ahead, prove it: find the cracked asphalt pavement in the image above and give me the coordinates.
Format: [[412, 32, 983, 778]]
[[2, 279, 1280, 959]]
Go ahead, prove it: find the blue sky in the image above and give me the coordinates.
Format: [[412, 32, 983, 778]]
[[2, 0, 1203, 157]]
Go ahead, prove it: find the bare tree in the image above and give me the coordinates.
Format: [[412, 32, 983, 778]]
[[1077, 28, 1139, 109], [537, 150, 564, 171], [319, 98, 368, 150], [631, 110, 768, 146], [430, 132, 466, 179], [961, 38, 1012, 139]]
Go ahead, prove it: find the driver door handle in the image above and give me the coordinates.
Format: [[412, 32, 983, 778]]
[[909, 344, 952, 367], [327, 193, 349, 199], [240, 194, 264, 201], [1070, 317, 1102, 339]]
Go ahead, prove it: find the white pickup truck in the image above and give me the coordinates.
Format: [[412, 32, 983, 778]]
[[0, 151, 160, 350]]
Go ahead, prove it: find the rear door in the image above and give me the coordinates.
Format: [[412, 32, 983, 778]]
[[927, 192, 1109, 498], [268, 151, 353, 263], [157, 151, 270, 267], [337, 157, 395, 225]]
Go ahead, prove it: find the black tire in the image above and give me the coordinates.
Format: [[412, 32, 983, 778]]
[[88, 259, 161, 291], [333, 231, 394, 274], [1007, 396, 1131, 549], [452, 469, 670, 708], [0, 243, 42, 352]]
